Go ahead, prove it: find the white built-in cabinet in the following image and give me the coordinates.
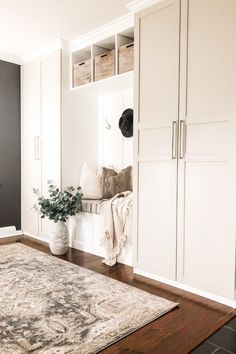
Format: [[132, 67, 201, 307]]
[[134, 0, 236, 300], [21, 51, 61, 239]]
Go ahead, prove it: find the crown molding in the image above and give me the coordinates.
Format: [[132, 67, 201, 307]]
[[71, 13, 134, 53], [4, 13, 134, 63], [0, 52, 21, 65], [126, 0, 161, 12], [20, 39, 62, 64]]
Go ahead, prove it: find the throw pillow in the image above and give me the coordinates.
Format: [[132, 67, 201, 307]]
[[102, 166, 132, 198], [80, 163, 102, 199]]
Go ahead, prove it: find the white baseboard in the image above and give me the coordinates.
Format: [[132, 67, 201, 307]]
[[0, 226, 23, 238], [71, 240, 133, 266], [23, 232, 49, 244], [134, 268, 236, 308], [23, 232, 132, 266], [70, 239, 104, 258]]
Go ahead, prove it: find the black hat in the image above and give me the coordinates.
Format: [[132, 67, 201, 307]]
[[119, 108, 133, 138]]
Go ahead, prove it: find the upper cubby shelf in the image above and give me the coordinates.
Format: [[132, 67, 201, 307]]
[[71, 28, 134, 89]]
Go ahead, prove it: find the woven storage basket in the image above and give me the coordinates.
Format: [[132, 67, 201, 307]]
[[74, 59, 91, 86], [95, 49, 115, 81], [119, 42, 134, 74]]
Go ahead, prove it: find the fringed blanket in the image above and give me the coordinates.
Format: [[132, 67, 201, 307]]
[[100, 191, 133, 266]]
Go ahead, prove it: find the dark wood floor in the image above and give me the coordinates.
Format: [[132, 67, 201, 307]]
[[1, 235, 235, 354]]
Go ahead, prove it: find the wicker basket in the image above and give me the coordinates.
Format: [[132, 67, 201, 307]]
[[95, 50, 115, 81], [73, 59, 91, 87], [119, 42, 134, 74]]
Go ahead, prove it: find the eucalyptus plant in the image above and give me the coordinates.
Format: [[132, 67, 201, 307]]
[[33, 183, 83, 223]]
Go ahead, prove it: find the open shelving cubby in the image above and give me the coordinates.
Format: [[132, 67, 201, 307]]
[[117, 28, 134, 75], [93, 36, 116, 82], [71, 27, 134, 89], [72, 46, 92, 87]]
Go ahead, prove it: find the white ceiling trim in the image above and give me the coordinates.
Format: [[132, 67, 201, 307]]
[[6, 13, 134, 64], [0, 52, 21, 65], [20, 39, 62, 64], [71, 13, 134, 53], [126, 0, 161, 12]]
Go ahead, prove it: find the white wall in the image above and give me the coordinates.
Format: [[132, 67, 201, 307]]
[[61, 42, 134, 188], [99, 91, 133, 170]]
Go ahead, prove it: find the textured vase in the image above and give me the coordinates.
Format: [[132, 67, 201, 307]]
[[49, 221, 69, 255]]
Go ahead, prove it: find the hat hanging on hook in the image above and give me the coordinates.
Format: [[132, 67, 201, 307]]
[[119, 108, 133, 138]]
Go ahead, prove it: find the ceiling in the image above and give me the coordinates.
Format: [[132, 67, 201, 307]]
[[0, 0, 131, 61]]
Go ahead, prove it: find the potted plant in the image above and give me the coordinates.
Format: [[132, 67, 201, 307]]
[[33, 183, 83, 255]]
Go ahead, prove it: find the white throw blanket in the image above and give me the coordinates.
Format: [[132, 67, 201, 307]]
[[100, 191, 133, 266]]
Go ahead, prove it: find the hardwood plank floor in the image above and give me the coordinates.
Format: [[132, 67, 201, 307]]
[[1, 235, 235, 354]]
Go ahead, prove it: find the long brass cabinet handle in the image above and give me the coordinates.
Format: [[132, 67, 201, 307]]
[[171, 121, 177, 159], [179, 120, 186, 159]]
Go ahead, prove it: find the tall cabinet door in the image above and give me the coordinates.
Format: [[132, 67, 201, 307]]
[[177, 0, 236, 299], [40, 51, 61, 237], [21, 62, 41, 235], [134, 0, 180, 279]]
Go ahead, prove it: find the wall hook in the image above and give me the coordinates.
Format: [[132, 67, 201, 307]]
[[105, 117, 111, 130]]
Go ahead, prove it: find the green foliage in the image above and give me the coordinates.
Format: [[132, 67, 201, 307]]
[[33, 183, 83, 223]]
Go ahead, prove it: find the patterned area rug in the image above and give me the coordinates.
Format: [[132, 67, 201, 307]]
[[0, 243, 178, 354]]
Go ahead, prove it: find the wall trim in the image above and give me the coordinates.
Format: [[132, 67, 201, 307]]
[[4, 14, 134, 64], [24, 232, 132, 266], [126, 0, 162, 12], [71, 13, 134, 53], [0, 230, 22, 238], [134, 268, 236, 308], [23, 231, 49, 244], [71, 239, 104, 257], [20, 39, 62, 64], [71, 240, 133, 266], [0, 52, 21, 65]]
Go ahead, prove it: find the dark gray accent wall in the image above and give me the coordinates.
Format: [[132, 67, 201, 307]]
[[0, 60, 21, 230]]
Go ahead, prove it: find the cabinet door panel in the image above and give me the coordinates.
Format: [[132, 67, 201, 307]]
[[41, 52, 61, 141], [183, 162, 235, 296], [139, 128, 171, 157], [22, 161, 39, 235], [186, 0, 234, 120], [138, 162, 177, 278], [139, 1, 179, 127], [21, 63, 41, 140], [135, 0, 180, 280], [178, 0, 236, 299], [40, 52, 61, 237], [21, 62, 41, 235]]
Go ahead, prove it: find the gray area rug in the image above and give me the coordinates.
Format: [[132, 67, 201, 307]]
[[0, 243, 178, 354]]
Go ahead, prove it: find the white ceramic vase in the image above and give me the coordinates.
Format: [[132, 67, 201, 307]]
[[49, 221, 69, 255]]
